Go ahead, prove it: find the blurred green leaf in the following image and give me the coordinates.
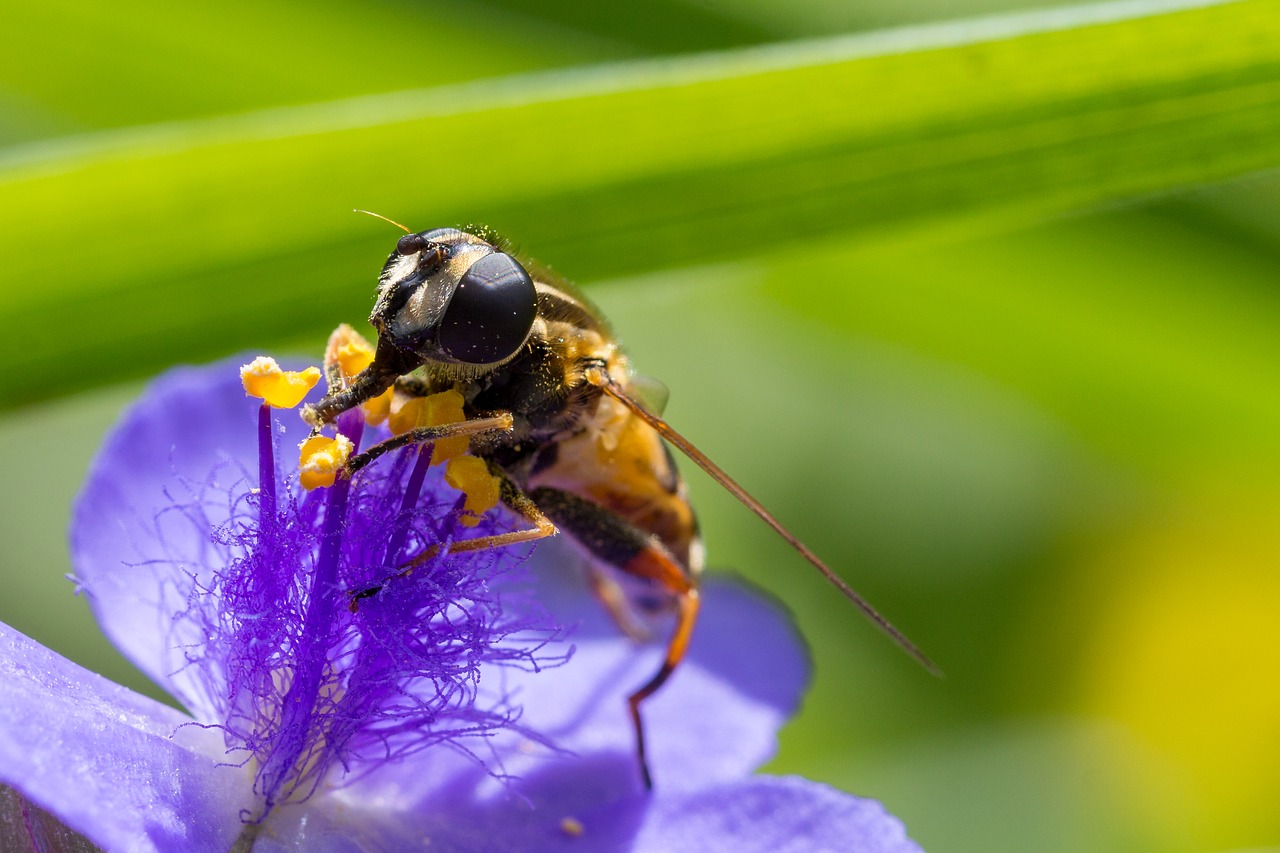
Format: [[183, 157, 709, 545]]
[[466, 0, 777, 53], [692, 0, 1092, 35], [767, 207, 1280, 470], [1, 0, 1275, 407], [820, 722, 1183, 853], [0, 0, 615, 144]]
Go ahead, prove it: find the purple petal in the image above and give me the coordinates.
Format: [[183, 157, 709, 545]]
[[70, 361, 312, 715], [512, 572, 810, 790], [400, 773, 920, 852], [352, 569, 809, 807], [244, 803, 445, 853], [633, 777, 923, 853], [0, 622, 251, 853]]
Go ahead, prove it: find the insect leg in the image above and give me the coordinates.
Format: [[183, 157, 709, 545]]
[[405, 469, 559, 563], [302, 362, 399, 427], [526, 487, 699, 790], [627, 589, 698, 790], [303, 337, 419, 427], [344, 414, 514, 476], [350, 463, 556, 606], [587, 568, 653, 643]]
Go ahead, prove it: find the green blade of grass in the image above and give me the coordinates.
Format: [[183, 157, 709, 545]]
[[0, 0, 620, 144], [1, 0, 1275, 406]]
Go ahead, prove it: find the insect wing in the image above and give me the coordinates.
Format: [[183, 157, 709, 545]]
[[586, 367, 940, 676]]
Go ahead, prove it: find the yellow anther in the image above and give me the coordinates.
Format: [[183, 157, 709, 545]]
[[298, 434, 354, 491], [424, 391, 473, 466], [322, 326, 391, 426], [389, 389, 470, 466], [445, 455, 501, 527], [335, 340, 374, 379], [241, 357, 321, 409], [387, 395, 424, 437], [362, 389, 394, 427], [324, 325, 374, 380]]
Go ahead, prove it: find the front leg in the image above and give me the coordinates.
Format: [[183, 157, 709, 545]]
[[301, 365, 396, 427], [350, 461, 558, 605], [302, 335, 420, 427], [344, 414, 515, 476]]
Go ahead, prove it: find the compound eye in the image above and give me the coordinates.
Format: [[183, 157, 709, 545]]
[[396, 233, 430, 255], [439, 253, 537, 364]]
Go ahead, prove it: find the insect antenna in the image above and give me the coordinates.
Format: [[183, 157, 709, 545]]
[[586, 367, 941, 677], [354, 209, 413, 234]]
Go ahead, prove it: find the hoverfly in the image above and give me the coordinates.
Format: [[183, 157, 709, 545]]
[[302, 220, 936, 788]]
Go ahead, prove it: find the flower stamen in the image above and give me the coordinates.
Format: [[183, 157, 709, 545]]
[[384, 444, 434, 566], [240, 356, 321, 410], [388, 389, 470, 466], [299, 435, 354, 491], [256, 403, 278, 521], [445, 456, 502, 527], [325, 325, 393, 425]]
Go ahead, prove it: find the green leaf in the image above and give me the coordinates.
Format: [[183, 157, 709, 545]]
[[0, 0, 614, 143], [1, 0, 1276, 406]]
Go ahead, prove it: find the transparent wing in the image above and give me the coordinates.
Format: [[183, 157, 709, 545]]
[[629, 374, 670, 416]]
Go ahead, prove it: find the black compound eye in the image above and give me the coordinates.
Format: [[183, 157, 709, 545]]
[[396, 233, 430, 255], [439, 253, 537, 364]]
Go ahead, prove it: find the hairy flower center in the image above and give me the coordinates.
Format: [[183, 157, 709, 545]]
[[162, 363, 562, 823]]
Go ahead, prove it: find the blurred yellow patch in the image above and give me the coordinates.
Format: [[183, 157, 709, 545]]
[[240, 357, 321, 409], [1074, 490, 1280, 847], [297, 434, 353, 490], [360, 389, 394, 426], [323, 325, 392, 425], [445, 455, 501, 527], [327, 325, 375, 380]]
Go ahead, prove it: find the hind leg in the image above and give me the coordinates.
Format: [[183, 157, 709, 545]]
[[527, 487, 699, 790]]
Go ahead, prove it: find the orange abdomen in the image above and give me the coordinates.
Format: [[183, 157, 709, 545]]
[[529, 394, 702, 578]]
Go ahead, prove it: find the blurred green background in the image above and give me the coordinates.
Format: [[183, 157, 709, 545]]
[[3, 0, 1280, 851]]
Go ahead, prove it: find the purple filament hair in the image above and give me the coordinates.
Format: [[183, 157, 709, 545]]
[[167, 399, 562, 820]]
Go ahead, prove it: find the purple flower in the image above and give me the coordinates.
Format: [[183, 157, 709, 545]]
[[0, 359, 923, 852]]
